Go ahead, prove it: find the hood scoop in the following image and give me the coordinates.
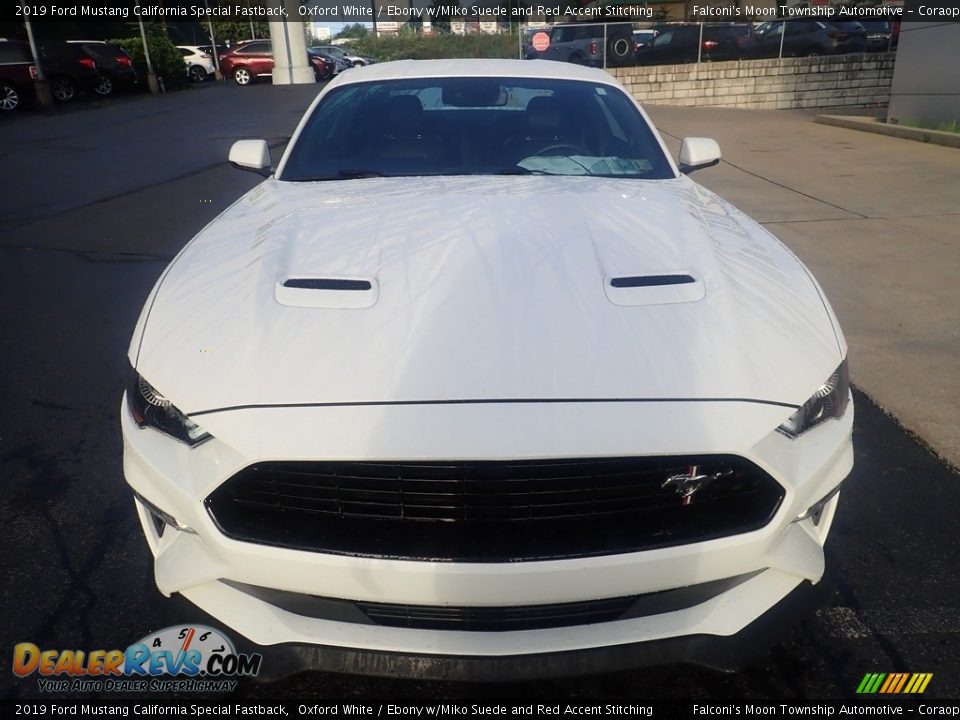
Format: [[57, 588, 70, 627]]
[[276, 276, 379, 309], [605, 273, 704, 306]]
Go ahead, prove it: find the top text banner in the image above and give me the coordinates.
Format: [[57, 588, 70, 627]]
[[6, 0, 960, 23]]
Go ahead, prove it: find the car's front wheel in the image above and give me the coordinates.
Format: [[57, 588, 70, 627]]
[[51, 76, 76, 102], [233, 67, 252, 86], [189, 65, 207, 83], [0, 82, 20, 111], [352, 60, 365, 67], [95, 75, 114, 96]]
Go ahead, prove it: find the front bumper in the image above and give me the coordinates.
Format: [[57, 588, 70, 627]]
[[122, 395, 852, 675], [234, 577, 828, 681]]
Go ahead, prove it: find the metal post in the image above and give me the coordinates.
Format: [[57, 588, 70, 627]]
[[21, 3, 54, 110], [205, 0, 223, 80], [138, 18, 160, 94], [518, 23, 522, 60], [697, 21, 703, 63], [778, 21, 785, 61], [603, 23, 608, 69]]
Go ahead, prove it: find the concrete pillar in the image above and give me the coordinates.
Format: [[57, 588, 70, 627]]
[[269, 0, 313, 85]]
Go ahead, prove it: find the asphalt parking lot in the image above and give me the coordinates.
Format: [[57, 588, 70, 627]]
[[1, 82, 958, 701]]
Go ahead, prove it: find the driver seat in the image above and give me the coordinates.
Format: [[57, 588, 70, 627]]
[[503, 96, 585, 165]]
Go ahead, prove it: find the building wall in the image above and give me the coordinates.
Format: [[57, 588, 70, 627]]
[[609, 54, 896, 110], [887, 23, 960, 126]]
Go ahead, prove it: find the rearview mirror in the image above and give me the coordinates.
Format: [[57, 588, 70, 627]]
[[229, 139, 272, 177], [678, 137, 721, 174]]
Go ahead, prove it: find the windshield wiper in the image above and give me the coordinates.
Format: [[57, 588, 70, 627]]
[[285, 170, 386, 182], [497, 167, 555, 176], [338, 169, 384, 179]]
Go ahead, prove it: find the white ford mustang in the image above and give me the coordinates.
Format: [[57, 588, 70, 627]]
[[123, 59, 853, 679]]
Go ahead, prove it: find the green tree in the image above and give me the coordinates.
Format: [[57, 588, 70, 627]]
[[208, 20, 270, 46], [336, 23, 371, 40]]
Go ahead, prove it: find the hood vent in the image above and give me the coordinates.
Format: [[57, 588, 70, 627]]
[[610, 274, 695, 288], [284, 278, 372, 291], [605, 272, 704, 307], [276, 276, 378, 309]]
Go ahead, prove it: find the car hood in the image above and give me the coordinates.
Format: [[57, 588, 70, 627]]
[[133, 175, 843, 416]]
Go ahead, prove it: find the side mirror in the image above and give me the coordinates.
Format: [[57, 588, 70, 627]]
[[678, 137, 721, 174], [229, 139, 272, 177]]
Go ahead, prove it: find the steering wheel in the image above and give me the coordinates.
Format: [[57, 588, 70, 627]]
[[537, 143, 589, 157]]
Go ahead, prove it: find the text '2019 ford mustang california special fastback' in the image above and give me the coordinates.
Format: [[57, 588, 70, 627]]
[[122, 59, 852, 680]]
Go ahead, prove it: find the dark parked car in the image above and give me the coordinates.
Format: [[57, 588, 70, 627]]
[[68, 40, 138, 96], [860, 21, 894, 52], [523, 22, 636, 67], [0, 39, 100, 104], [306, 49, 334, 80], [744, 19, 867, 58], [0, 39, 37, 111], [719, 22, 756, 50], [635, 24, 741, 65], [633, 29, 658, 50], [309, 48, 349, 75], [219, 41, 332, 85]]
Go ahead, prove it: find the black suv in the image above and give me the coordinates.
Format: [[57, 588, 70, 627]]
[[0, 39, 37, 111], [34, 40, 102, 102], [68, 41, 138, 96], [635, 24, 741, 65], [523, 23, 636, 67], [745, 20, 867, 58]]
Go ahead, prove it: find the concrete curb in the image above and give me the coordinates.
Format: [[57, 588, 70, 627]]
[[815, 114, 960, 149]]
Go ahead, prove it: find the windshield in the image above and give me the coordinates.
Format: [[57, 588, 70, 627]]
[[280, 77, 675, 181]]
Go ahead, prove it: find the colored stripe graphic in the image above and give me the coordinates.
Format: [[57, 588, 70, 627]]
[[858, 673, 933, 694]]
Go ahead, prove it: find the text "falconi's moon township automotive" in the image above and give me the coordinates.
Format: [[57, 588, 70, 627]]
[[122, 59, 853, 680]]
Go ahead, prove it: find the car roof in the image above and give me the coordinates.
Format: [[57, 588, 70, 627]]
[[332, 59, 619, 86]]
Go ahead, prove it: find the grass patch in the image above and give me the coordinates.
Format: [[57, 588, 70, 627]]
[[896, 117, 960, 134]]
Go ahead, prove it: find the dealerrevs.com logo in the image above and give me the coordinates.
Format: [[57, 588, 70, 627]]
[[13, 625, 262, 693]]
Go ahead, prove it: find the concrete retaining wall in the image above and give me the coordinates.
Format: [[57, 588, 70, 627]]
[[609, 53, 896, 110]]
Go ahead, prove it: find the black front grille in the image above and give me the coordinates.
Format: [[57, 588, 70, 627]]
[[223, 572, 759, 632], [206, 456, 784, 562]]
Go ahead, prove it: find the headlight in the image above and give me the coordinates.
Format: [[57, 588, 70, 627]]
[[126, 370, 211, 447], [777, 359, 850, 438]]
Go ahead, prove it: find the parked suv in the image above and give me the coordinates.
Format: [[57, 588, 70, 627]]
[[0, 39, 100, 105], [219, 41, 332, 85], [635, 24, 741, 65], [524, 23, 636, 67], [0, 39, 39, 111], [219, 40, 274, 86], [745, 19, 867, 58], [68, 40, 138, 96], [177, 45, 215, 83], [39, 40, 102, 102]]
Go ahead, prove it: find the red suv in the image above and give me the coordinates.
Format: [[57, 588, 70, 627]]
[[219, 40, 331, 86]]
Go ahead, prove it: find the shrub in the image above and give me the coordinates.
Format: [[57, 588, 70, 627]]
[[110, 25, 186, 91]]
